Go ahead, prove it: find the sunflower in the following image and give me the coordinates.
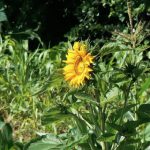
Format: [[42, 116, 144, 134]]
[[63, 42, 94, 88]]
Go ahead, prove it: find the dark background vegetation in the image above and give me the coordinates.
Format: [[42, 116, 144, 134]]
[[0, 0, 150, 48]]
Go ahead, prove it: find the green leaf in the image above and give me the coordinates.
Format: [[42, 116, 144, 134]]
[[66, 134, 88, 149], [0, 1, 7, 22], [42, 107, 73, 125], [120, 121, 139, 136], [109, 104, 136, 122], [27, 134, 64, 150], [27, 133, 88, 150], [97, 133, 115, 142], [0, 12, 7, 22], [108, 121, 140, 136], [117, 143, 136, 150], [74, 93, 99, 106], [117, 137, 140, 150], [141, 124, 150, 141], [100, 42, 130, 57], [107, 123, 122, 131], [0, 117, 13, 150], [137, 104, 150, 124], [138, 78, 150, 96], [110, 72, 128, 83], [141, 141, 150, 150]]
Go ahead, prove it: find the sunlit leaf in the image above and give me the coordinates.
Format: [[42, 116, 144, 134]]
[[74, 93, 99, 106]]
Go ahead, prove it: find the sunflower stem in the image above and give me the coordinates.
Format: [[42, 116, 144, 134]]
[[100, 108, 109, 150], [95, 89, 109, 150]]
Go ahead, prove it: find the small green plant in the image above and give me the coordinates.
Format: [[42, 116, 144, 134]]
[[0, 34, 67, 142]]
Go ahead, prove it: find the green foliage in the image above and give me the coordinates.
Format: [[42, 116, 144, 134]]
[[0, 116, 13, 150], [66, 0, 149, 47], [0, 1, 7, 22], [101, 0, 150, 21], [0, 0, 150, 150], [27, 133, 88, 150], [0, 34, 67, 142], [42, 107, 72, 125]]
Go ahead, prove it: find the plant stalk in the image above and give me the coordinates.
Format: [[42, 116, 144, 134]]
[[127, 0, 133, 34], [95, 89, 109, 150]]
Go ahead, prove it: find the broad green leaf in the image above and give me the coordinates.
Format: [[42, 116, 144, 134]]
[[27, 133, 88, 150], [108, 121, 139, 136], [42, 107, 72, 125], [141, 124, 150, 141], [66, 134, 88, 149], [109, 104, 136, 122], [97, 133, 115, 142], [117, 144, 136, 150], [138, 78, 150, 96], [142, 141, 150, 150], [117, 138, 140, 150], [74, 93, 99, 106], [0, 117, 13, 150], [107, 123, 122, 131], [110, 72, 128, 83], [137, 104, 150, 124], [120, 121, 139, 136], [100, 42, 131, 57], [0, 2, 7, 22], [27, 134, 64, 150]]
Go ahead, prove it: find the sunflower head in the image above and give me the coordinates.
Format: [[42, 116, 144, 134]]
[[63, 41, 94, 88]]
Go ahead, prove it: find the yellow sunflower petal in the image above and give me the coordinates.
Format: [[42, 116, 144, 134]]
[[73, 42, 81, 51], [80, 44, 87, 51], [63, 41, 94, 88], [78, 50, 87, 57]]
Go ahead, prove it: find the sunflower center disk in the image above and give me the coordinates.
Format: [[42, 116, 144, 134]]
[[74, 56, 85, 75]]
